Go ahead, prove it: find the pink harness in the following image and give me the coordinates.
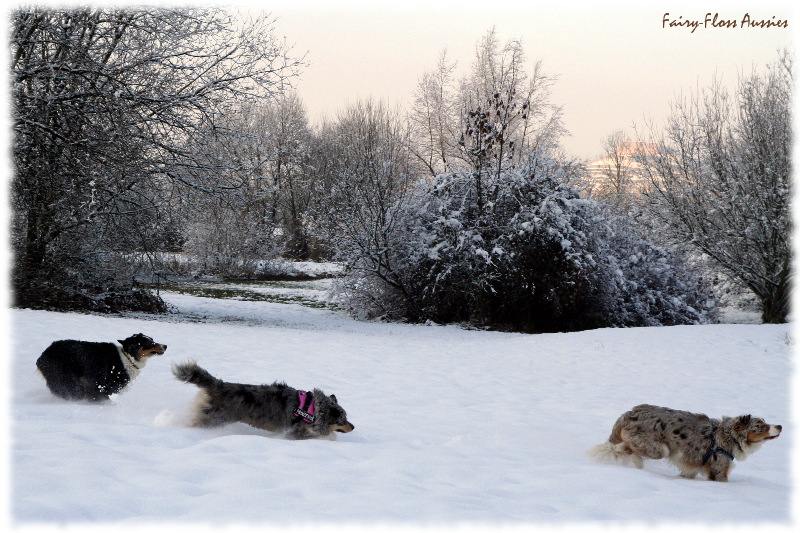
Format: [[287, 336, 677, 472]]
[[293, 390, 316, 423]]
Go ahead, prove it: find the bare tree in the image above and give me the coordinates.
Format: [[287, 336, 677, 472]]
[[457, 29, 565, 174], [258, 92, 317, 259], [602, 131, 634, 203], [410, 30, 564, 179], [408, 29, 565, 220], [589, 131, 639, 209], [11, 7, 302, 310], [638, 52, 792, 323], [409, 50, 460, 177], [313, 99, 415, 296]]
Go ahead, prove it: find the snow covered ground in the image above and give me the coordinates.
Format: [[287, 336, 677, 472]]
[[7, 286, 795, 529]]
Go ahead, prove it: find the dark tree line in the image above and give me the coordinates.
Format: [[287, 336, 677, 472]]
[[11, 9, 789, 330], [11, 7, 302, 310]]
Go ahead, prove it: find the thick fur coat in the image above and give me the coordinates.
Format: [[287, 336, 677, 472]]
[[588, 404, 781, 481], [172, 361, 354, 440], [36, 334, 167, 401]]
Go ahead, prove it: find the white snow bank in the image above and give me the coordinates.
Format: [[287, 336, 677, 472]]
[[8, 292, 794, 526]]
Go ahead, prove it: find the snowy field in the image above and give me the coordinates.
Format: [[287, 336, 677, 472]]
[[7, 285, 796, 530]]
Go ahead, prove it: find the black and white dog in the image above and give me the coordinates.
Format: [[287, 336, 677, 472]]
[[36, 334, 167, 401]]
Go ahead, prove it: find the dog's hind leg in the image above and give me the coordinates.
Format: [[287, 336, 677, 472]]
[[37, 359, 87, 400], [619, 428, 669, 466], [188, 390, 236, 427], [605, 422, 645, 468], [613, 442, 644, 468]]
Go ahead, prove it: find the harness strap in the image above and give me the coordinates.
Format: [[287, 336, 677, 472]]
[[293, 390, 316, 424], [702, 434, 735, 464]]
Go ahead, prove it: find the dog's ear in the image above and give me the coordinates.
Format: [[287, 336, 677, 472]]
[[330, 394, 338, 404], [734, 415, 752, 431]]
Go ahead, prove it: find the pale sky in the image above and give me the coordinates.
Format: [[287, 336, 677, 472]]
[[265, 0, 794, 160]]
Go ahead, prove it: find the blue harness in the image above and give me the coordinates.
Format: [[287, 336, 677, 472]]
[[702, 434, 735, 464]]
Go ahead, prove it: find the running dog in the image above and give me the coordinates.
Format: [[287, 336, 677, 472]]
[[588, 404, 781, 481], [172, 361, 355, 440], [36, 333, 167, 401]]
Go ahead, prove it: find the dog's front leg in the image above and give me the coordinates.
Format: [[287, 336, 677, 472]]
[[286, 425, 316, 440], [707, 463, 731, 482]]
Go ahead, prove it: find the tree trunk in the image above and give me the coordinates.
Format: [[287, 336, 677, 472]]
[[760, 266, 790, 324]]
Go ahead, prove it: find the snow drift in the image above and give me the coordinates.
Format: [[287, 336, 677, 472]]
[[9, 291, 793, 525]]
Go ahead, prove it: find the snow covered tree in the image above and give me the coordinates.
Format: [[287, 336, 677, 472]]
[[259, 92, 318, 259], [409, 50, 460, 177], [331, 29, 713, 332], [399, 151, 609, 332], [335, 149, 715, 332], [313, 99, 416, 293], [409, 29, 565, 179], [176, 92, 319, 276], [598, 212, 717, 327], [11, 7, 301, 310], [638, 52, 792, 323]]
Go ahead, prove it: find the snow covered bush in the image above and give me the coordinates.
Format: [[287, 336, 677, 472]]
[[330, 31, 716, 332], [396, 152, 608, 332], [598, 214, 717, 327], [334, 150, 716, 333]]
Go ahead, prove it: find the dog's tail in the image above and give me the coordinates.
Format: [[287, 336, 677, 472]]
[[587, 441, 625, 463], [172, 360, 221, 389]]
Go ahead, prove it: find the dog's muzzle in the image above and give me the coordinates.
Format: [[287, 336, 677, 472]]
[[143, 343, 167, 356], [333, 422, 355, 433], [766, 425, 782, 439]]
